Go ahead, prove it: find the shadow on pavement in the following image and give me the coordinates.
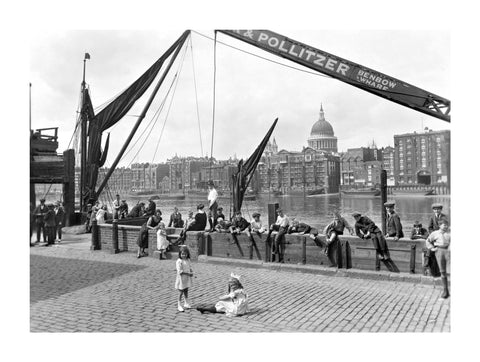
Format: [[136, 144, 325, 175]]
[[30, 255, 147, 303]]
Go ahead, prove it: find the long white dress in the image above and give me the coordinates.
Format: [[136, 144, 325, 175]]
[[215, 288, 249, 317]]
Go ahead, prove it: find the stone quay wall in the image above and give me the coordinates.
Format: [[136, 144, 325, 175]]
[[95, 223, 426, 274]]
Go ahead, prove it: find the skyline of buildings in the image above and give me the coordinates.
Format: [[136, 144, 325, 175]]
[[79, 104, 451, 195]]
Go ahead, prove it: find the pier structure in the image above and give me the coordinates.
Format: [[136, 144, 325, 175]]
[[30, 128, 76, 226]]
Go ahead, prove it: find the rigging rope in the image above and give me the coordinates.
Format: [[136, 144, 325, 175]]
[[189, 36, 204, 157], [209, 31, 218, 180], [150, 42, 189, 164], [96, 41, 189, 198]]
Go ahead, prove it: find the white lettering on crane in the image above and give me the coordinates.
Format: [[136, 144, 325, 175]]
[[278, 40, 289, 52], [336, 63, 350, 76], [288, 44, 299, 57], [239, 30, 352, 77], [268, 37, 280, 47], [258, 32, 269, 43]]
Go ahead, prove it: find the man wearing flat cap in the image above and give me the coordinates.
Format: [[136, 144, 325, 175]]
[[428, 203, 449, 233], [384, 201, 403, 241], [352, 211, 391, 262], [33, 198, 47, 244]]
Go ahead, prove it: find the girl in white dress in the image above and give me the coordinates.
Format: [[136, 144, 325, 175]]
[[156, 220, 169, 259], [175, 246, 193, 312], [196, 273, 249, 317]]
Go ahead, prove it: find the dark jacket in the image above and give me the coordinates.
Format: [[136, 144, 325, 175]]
[[144, 201, 156, 217], [55, 207, 65, 225], [44, 209, 56, 227], [168, 212, 184, 228], [428, 213, 449, 233], [288, 223, 311, 234], [188, 211, 207, 231], [33, 204, 48, 223], [354, 216, 381, 238], [231, 217, 250, 232], [128, 204, 143, 218], [411, 227, 429, 240], [386, 211, 404, 238]]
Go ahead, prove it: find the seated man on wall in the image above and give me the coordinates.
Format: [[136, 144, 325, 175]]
[[168, 206, 184, 228], [215, 217, 232, 233], [229, 211, 251, 235], [266, 208, 290, 263], [287, 218, 312, 235], [353, 211, 391, 262]]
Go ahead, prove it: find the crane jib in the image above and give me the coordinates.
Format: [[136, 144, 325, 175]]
[[219, 30, 450, 122]]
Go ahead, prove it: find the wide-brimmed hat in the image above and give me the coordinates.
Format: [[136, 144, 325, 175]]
[[432, 203, 443, 210], [197, 203, 204, 209], [252, 212, 260, 218], [413, 221, 422, 227], [384, 201, 395, 207]]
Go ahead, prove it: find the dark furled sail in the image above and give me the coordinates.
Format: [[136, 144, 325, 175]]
[[80, 31, 190, 208], [232, 118, 278, 213]]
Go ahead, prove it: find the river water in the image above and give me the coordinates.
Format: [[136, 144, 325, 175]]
[[40, 191, 450, 234], [95, 192, 450, 234]]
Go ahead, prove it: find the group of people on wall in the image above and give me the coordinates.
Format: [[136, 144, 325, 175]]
[[31, 179, 450, 300]]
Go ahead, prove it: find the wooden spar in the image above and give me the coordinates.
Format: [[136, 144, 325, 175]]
[[95, 30, 190, 198], [79, 53, 90, 211]]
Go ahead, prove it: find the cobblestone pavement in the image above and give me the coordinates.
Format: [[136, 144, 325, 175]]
[[30, 236, 450, 332]]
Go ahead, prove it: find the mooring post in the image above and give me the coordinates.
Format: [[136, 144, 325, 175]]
[[112, 219, 119, 254], [410, 244, 416, 274], [90, 219, 100, 250], [380, 170, 387, 235], [301, 237, 306, 265]]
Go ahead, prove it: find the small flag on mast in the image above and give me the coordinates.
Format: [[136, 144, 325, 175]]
[[85, 53, 90, 60]]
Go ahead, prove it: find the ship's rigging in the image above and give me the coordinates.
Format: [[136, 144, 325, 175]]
[[71, 29, 450, 215]]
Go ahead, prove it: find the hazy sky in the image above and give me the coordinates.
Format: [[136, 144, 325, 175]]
[[29, 29, 450, 167]]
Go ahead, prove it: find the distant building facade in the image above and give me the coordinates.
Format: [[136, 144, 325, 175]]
[[393, 129, 450, 187], [340, 146, 383, 188], [168, 156, 211, 192], [258, 105, 341, 193], [381, 146, 395, 186]]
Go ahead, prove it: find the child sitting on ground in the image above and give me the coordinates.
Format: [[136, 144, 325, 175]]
[[196, 273, 249, 317]]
